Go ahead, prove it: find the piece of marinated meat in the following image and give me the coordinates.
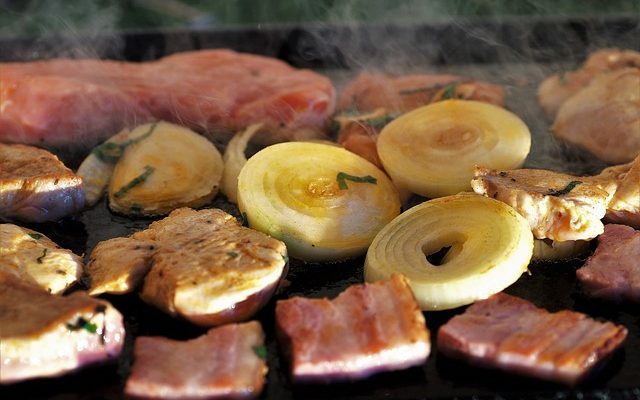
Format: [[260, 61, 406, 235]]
[[437, 292, 628, 386], [0, 224, 82, 294], [576, 224, 640, 302], [537, 48, 640, 119], [0, 272, 124, 384], [0, 143, 84, 222], [338, 72, 505, 113], [590, 155, 640, 228], [471, 166, 614, 241], [86, 207, 288, 327], [334, 108, 394, 168], [275, 274, 430, 382], [125, 321, 267, 399], [0, 49, 335, 148], [551, 68, 640, 164]]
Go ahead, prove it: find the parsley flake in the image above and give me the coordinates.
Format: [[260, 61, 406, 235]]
[[253, 345, 268, 360], [113, 165, 155, 199], [28, 233, 43, 240], [336, 172, 377, 190], [547, 181, 582, 197], [93, 122, 158, 163], [66, 317, 98, 334]]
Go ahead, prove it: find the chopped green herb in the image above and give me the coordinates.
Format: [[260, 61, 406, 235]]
[[36, 248, 48, 264], [227, 251, 239, 258], [282, 254, 290, 264], [241, 212, 249, 227], [253, 345, 268, 360], [336, 172, 377, 190], [28, 233, 43, 240], [66, 317, 98, 334], [441, 84, 457, 100], [113, 165, 155, 199], [93, 122, 158, 163], [547, 181, 582, 197]]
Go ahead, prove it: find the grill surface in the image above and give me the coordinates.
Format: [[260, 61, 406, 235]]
[[0, 17, 639, 400]]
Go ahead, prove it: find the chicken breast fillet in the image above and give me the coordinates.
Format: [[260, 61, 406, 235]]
[[0, 143, 85, 222], [471, 166, 614, 241], [86, 207, 288, 327], [0, 272, 124, 384], [551, 68, 640, 164], [0, 224, 83, 294], [590, 155, 640, 228]]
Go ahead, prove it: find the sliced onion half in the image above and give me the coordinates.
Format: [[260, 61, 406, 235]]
[[365, 193, 533, 310], [237, 142, 401, 262], [377, 100, 531, 198]]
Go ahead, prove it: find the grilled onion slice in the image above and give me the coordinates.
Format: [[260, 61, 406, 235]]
[[532, 239, 590, 261], [108, 122, 223, 216], [237, 142, 401, 261], [377, 100, 531, 198], [221, 123, 261, 204], [365, 193, 533, 310]]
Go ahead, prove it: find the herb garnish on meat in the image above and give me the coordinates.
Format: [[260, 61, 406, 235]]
[[113, 165, 155, 199], [253, 345, 268, 360], [547, 181, 582, 196], [66, 317, 98, 334], [337, 172, 377, 190], [28, 233, 43, 240]]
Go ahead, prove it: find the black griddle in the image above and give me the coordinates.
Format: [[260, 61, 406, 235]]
[[1, 16, 639, 400]]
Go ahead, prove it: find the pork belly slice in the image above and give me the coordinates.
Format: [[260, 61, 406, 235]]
[[0, 223, 83, 294], [576, 224, 640, 302], [471, 166, 613, 241], [86, 207, 288, 327], [0, 49, 335, 149], [0, 272, 125, 384], [0, 143, 84, 222], [276, 274, 430, 382], [125, 321, 267, 399], [437, 292, 627, 386]]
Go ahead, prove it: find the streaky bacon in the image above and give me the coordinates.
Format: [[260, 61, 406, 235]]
[[275, 274, 430, 382], [0, 49, 335, 148], [125, 321, 267, 399], [576, 224, 640, 302], [437, 292, 627, 385]]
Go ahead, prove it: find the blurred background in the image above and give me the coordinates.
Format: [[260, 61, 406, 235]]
[[1, 0, 639, 36]]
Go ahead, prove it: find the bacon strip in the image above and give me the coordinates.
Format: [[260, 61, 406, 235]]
[[276, 275, 430, 382], [437, 292, 627, 385], [125, 321, 267, 399], [576, 224, 640, 302]]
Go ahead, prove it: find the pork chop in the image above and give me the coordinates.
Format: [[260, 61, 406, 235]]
[[437, 292, 628, 385], [0, 272, 124, 384], [576, 224, 640, 302], [124, 321, 267, 399], [86, 207, 288, 327], [0, 143, 84, 222], [275, 274, 430, 382], [0, 49, 335, 149], [0, 223, 83, 294], [471, 166, 613, 241]]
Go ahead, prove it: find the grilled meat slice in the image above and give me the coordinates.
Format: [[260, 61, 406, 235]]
[[275, 274, 430, 382], [537, 48, 640, 119], [471, 166, 613, 241], [0, 143, 84, 222], [0, 49, 335, 149], [591, 155, 640, 228], [125, 321, 267, 399], [576, 224, 640, 302], [86, 207, 288, 327], [0, 223, 82, 294], [437, 292, 628, 386], [0, 272, 124, 384], [551, 68, 640, 164], [338, 72, 505, 113]]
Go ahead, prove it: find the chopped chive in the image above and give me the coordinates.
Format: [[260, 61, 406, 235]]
[[66, 317, 98, 334], [36, 248, 48, 264], [113, 165, 155, 199], [547, 181, 582, 197], [441, 84, 457, 100], [227, 251, 239, 258], [93, 122, 158, 163], [253, 345, 268, 360], [28, 233, 43, 240], [337, 172, 377, 190]]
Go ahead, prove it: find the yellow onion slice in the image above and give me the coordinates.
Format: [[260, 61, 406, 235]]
[[377, 100, 531, 198], [237, 142, 401, 262], [221, 123, 261, 204], [108, 122, 223, 216], [365, 193, 533, 310]]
